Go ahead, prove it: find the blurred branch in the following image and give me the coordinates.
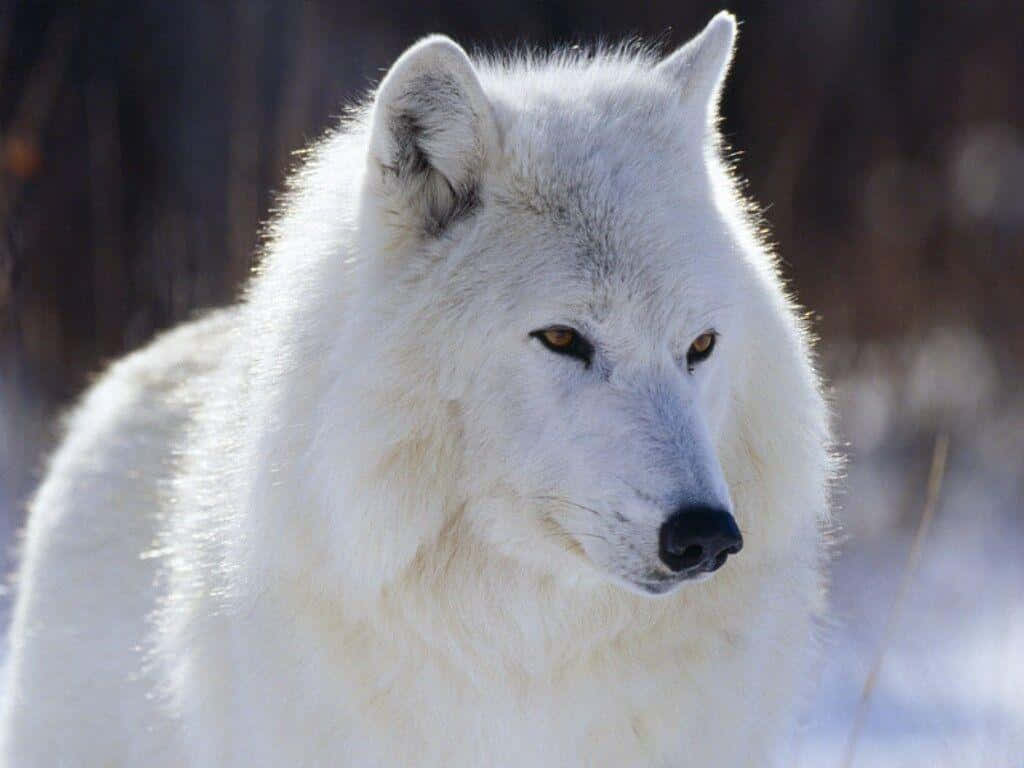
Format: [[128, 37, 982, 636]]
[[0, 4, 12, 85], [0, 11, 74, 228], [225, 0, 269, 291], [272, 2, 321, 186], [87, 78, 125, 353], [840, 433, 950, 768], [0, 225, 12, 316]]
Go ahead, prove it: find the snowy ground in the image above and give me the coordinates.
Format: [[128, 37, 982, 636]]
[[1, 327, 1022, 765], [798, 329, 1024, 767]]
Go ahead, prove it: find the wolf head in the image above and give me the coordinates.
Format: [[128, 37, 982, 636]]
[[280, 14, 827, 601]]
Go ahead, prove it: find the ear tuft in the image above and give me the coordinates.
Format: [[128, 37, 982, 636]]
[[367, 36, 498, 236], [654, 11, 737, 125]]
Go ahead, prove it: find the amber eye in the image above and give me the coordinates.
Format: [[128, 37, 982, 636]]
[[686, 332, 717, 368], [542, 328, 574, 348], [530, 326, 594, 367]]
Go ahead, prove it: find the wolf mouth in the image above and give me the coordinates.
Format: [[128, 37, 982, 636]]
[[633, 570, 717, 595]]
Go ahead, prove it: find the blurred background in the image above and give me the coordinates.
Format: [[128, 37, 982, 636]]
[[1, 1, 1021, 765]]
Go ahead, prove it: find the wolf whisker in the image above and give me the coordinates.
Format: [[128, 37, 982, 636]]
[[532, 494, 605, 518]]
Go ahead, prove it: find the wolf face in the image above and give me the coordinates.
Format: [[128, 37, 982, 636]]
[[357, 14, 756, 596]]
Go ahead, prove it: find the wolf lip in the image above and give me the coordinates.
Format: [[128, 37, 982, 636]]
[[636, 567, 719, 595]]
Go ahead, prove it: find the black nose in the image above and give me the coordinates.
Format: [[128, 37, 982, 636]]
[[658, 505, 743, 573]]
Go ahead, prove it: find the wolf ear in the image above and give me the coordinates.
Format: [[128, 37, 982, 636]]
[[366, 36, 498, 237], [654, 11, 737, 128]]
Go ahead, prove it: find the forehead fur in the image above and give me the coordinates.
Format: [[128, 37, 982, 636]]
[[479, 49, 710, 217], [282, 34, 749, 340], [438, 48, 741, 329]]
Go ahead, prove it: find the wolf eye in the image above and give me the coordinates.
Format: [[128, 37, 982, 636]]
[[530, 326, 594, 368], [686, 332, 716, 368]]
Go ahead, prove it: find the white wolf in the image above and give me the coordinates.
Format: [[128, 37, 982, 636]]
[[0, 12, 832, 767]]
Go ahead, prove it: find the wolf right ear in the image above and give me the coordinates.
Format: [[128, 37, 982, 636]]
[[654, 12, 737, 130], [366, 36, 498, 238]]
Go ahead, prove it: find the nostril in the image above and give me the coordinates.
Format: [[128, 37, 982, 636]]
[[658, 505, 743, 573], [680, 545, 704, 568]]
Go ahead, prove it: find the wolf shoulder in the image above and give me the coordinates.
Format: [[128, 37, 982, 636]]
[[0, 309, 237, 766]]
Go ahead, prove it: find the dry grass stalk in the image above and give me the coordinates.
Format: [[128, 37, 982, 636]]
[[839, 433, 950, 768]]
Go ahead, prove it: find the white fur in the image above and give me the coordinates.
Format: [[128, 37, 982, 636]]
[[1, 13, 833, 767]]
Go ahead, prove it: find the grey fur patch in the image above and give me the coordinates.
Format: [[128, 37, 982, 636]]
[[383, 73, 483, 237]]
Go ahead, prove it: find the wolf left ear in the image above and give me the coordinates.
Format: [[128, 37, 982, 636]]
[[366, 36, 499, 237], [654, 11, 737, 128]]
